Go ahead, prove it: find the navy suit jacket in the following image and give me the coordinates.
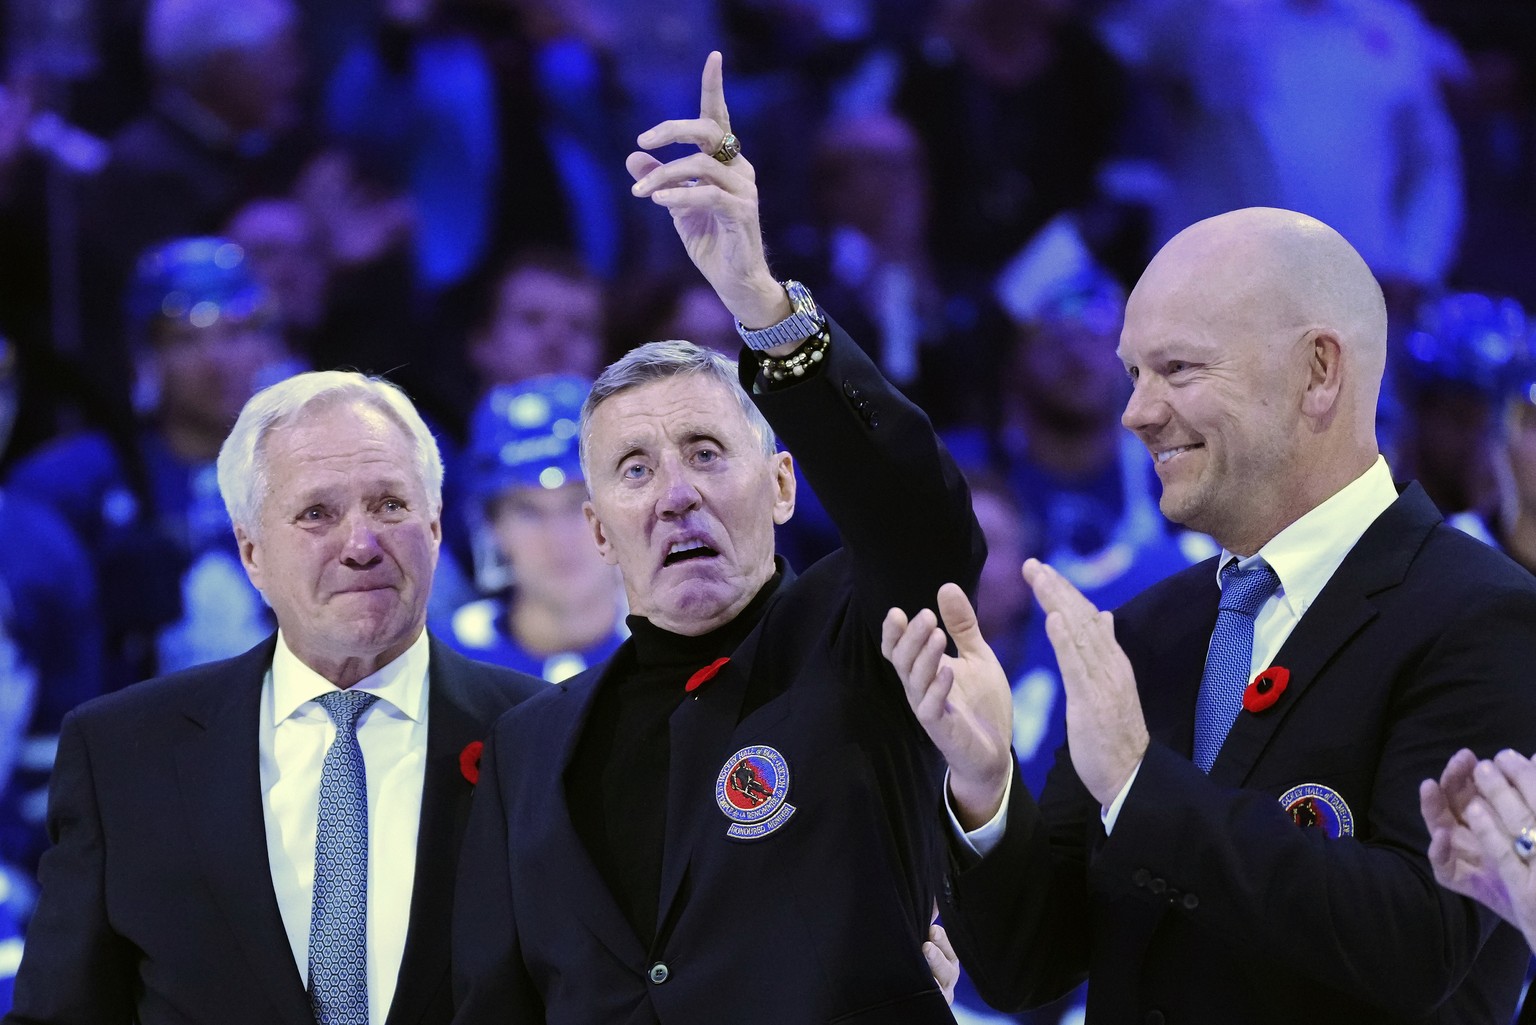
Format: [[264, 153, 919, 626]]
[[453, 325, 986, 1024], [941, 484, 1536, 1024], [6, 633, 543, 1025]]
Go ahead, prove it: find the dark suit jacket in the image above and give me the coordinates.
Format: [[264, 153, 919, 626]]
[[6, 633, 543, 1025], [941, 483, 1536, 1024], [453, 325, 986, 1024]]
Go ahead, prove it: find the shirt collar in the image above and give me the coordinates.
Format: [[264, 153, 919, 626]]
[[1219, 455, 1397, 617], [269, 630, 431, 726]]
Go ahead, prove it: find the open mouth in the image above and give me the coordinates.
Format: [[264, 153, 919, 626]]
[[664, 541, 719, 566]]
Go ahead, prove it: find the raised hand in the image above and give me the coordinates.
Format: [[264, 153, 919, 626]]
[[1022, 559, 1148, 807], [881, 583, 1014, 830], [625, 51, 789, 331]]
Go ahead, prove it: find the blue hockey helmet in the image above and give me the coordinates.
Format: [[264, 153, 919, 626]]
[[466, 374, 590, 511]]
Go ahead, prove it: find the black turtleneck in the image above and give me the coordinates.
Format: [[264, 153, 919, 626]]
[[566, 573, 782, 945]]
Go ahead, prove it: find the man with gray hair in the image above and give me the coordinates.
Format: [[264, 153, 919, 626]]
[[7, 370, 543, 1025], [452, 52, 981, 1022]]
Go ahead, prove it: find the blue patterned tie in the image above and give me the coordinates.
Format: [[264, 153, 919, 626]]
[[1193, 561, 1279, 772], [309, 690, 379, 1025]]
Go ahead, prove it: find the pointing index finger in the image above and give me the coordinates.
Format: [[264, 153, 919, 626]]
[[700, 50, 731, 141]]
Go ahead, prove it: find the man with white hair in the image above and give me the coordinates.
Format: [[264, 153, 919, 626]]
[[5, 370, 543, 1025]]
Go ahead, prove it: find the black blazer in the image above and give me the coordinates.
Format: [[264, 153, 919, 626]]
[[941, 484, 1536, 1024], [453, 325, 986, 1024], [7, 634, 543, 1025]]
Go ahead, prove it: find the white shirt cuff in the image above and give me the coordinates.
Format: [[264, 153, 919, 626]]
[[1100, 759, 1143, 835], [947, 767, 1014, 858]]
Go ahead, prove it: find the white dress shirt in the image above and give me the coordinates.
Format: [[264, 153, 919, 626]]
[[260, 630, 430, 1025], [957, 456, 1400, 852]]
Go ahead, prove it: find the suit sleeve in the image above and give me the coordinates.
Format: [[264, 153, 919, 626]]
[[944, 580, 1536, 1016], [744, 318, 986, 629], [5, 712, 134, 1025], [452, 724, 545, 1024], [939, 752, 1097, 1011]]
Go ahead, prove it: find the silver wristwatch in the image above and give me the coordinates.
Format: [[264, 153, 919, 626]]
[[736, 280, 826, 352]]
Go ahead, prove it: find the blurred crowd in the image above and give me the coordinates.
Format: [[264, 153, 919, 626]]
[[0, 0, 1532, 1019]]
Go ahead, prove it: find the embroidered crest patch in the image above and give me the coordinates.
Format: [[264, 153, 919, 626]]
[[715, 745, 796, 840], [1279, 783, 1354, 838]]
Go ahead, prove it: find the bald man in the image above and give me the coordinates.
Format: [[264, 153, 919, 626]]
[[886, 208, 1536, 1023]]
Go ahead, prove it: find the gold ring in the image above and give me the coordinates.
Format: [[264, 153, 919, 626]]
[[711, 133, 741, 163]]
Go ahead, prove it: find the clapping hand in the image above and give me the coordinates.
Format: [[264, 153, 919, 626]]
[[882, 583, 1014, 830]]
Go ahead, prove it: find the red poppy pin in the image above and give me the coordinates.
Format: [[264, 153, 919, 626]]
[[1243, 666, 1290, 714], [686, 657, 731, 694], [459, 740, 485, 785]]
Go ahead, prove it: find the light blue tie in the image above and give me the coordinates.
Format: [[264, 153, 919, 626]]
[[1193, 561, 1279, 772], [309, 690, 379, 1025]]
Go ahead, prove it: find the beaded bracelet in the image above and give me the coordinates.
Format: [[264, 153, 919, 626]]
[[758, 325, 831, 383]]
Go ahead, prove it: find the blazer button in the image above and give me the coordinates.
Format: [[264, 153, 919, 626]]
[[1148, 878, 1166, 895], [648, 962, 669, 985], [1132, 869, 1150, 888], [866, 409, 880, 428], [843, 379, 861, 399], [1182, 892, 1200, 910]]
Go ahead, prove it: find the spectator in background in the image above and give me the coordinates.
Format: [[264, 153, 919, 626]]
[[414, 248, 609, 627], [607, 267, 739, 358], [222, 185, 441, 418], [780, 107, 1001, 567], [7, 238, 293, 691], [77, 0, 314, 429], [1391, 291, 1531, 540], [466, 248, 607, 397], [893, 0, 1135, 282], [446, 375, 626, 682], [979, 218, 1201, 601], [324, 0, 575, 300], [223, 197, 332, 347], [806, 110, 958, 402], [0, 336, 101, 904], [1430, 3, 1536, 309], [1098, 0, 1464, 312]]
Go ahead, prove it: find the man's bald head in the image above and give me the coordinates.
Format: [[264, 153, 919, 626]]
[[1137, 207, 1387, 408], [1119, 208, 1387, 554]]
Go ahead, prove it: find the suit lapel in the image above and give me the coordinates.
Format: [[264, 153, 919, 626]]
[[1209, 485, 1437, 785], [547, 653, 651, 965], [384, 641, 484, 1025], [655, 595, 796, 945], [174, 637, 312, 1025], [1128, 566, 1220, 762]]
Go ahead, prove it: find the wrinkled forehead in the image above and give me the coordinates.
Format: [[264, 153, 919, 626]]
[[261, 397, 407, 467], [589, 373, 750, 443]]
